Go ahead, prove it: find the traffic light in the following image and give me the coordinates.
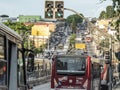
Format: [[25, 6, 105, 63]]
[[104, 51, 110, 64], [55, 0, 64, 19], [105, 51, 110, 59], [45, 0, 54, 19]]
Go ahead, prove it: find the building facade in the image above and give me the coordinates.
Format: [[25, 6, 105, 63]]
[[25, 22, 56, 48], [18, 15, 41, 22]]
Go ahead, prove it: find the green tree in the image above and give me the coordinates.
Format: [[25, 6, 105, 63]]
[[4, 21, 33, 49], [91, 18, 97, 24], [111, 0, 120, 43], [106, 5, 114, 18], [113, 0, 120, 43], [66, 14, 83, 24], [100, 0, 120, 43], [71, 18, 77, 33], [4, 21, 32, 34], [34, 48, 40, 55], [69, 34, 76, 48], [99, 11, 107, 19], [115, 19, 120, 41], [66, 14, 84, 34], [99, 38, 110, 48], [99, 6, 114, 19]]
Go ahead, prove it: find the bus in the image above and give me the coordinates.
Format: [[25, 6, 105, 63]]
[[0, 23, 30, 90], [51, 55, 101, 90]]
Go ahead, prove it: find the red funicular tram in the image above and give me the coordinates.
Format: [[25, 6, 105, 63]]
[[51, 55, 101, 90]]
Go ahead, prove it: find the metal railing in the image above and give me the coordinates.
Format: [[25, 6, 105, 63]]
[[27, 64, 51, 86]]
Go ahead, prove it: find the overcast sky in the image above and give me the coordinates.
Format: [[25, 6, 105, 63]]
[[0, 0, 113, 18]]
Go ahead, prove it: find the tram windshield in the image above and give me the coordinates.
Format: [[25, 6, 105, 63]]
[[56, 56, 86, 75]]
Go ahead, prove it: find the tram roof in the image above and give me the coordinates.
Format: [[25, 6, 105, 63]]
[[0, 23, 22, 44]]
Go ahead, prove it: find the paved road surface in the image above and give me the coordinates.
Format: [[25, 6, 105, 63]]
[[32, 82, 50, 90]]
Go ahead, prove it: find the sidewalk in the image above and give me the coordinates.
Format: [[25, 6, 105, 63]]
[[113, 85, 120, 90], [113, 80, 120, 90]]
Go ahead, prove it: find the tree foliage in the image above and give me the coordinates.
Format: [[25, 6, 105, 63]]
[[4, 21, 32, 34], [66, 14, 83, 24], [106, 6, 114, 18], [100, 0, 120, 42], [71, 18, 77, 33], [115, 18, 120, 41], [99, 5, 114, 19], [99, 38, 110, 48], [99, 11, 106, 19], [69, 34, 76, 48], [112, 0, 120, 42], [4, 21, 33, 49], [91, 18, 97, 24], [66, 14, 84, 34]]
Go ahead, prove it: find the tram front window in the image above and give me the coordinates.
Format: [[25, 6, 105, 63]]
[[56, 57, 86, 75]]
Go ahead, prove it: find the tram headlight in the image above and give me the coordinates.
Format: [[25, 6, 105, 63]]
[[69, 79, 73, 83]]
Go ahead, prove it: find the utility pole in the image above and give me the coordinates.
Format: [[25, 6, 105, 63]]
[[109, 37, 112, 90]]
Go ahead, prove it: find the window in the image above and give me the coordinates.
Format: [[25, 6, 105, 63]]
[[18, 51, 25, 85], [0, 36, 4, 59], [0, 35, 7, 86], [56, 56, 86, 75], [0, 61, 7, 85]]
